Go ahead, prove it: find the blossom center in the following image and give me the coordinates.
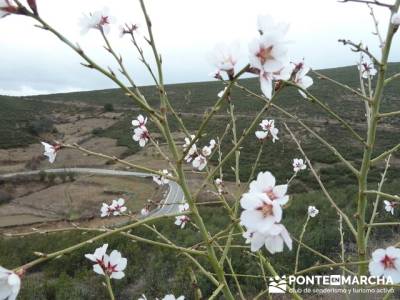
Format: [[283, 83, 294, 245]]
[[257, 202, 273, 217], [381, 255, 396, 269], [257, 46, 274, 65]]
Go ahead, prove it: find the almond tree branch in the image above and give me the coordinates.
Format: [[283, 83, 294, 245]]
[[371, 143, 400, 165], [365, 154, 391, 243], [284, 123, 358, 237], [312, 70, 372, 103], [234, 83, 360, 176], [338, 0, 394, 9]]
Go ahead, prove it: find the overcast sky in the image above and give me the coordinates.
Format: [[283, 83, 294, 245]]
[[0, 0, 399, 96]]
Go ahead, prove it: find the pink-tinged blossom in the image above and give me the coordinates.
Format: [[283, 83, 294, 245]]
[[153, 169, 171, 186], [79, 8, 115, 35], [240, 171, 289, 233], [243, 223, 292, 253], [175, 203, 190, 229], [175, 215, 190, 229], [369, 246, 400, 283], [0, 266, 20, 300], [208, 42, 240, 75], [358, 56, 377, 79], [162, 295, 185, 300], [41, 142, 60, 163], [133, 126, 149, 147], [293, 61, 313, 98], [0, 0, 18, 18], [307, 206, 319, 218], [391, 13, 400, 25], [249, 34, 288, 74], [240, 192, 285, 234], [293, 158, 307, 173], [132, 114, 147, 128], [100, 198, 127, 217], [85, 245, 127, 279], [255, 119, 279, 142], [384, 200, 396, 215]]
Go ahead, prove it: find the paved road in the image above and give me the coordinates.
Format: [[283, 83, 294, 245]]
[[0, 168, 184, 217]]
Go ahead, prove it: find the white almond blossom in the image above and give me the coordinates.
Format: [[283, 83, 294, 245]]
[[183, 135, 197, 162], [391, 13, 400, 25], [153, 169, 171, 186], [132, 114, 147, 127], [208, 42, 240, 75], [79, 8, 115, 35], [0, 0, 17, 18], [293, 158, 307, 172], [41, 142, 59, 163], [255, 119, 279, 142], [100, 203, 114, 218], [162, 295, 185, 300], [111, 198, 127, 216], [192, 155, 207, 171], [384, 200, 396, 215], [215, 178, 224, 194], [240, 192, 285, 234], [175, 203, 190, 229], [249, 33, 289, 74], [358, 56, 377, 79], [0, 266, 21, 300], [85, 244, 108, 273], [243, 223, 292, 254], [249, 171, 288, 202], [133, 126, 150, 147], [85, 244, 127, 279], [293, 62, 313, 98], [100, 198, 127, 217], [369, 246, 400, 283], [307, 206, 319, 218], [175, 215, 190, 229]]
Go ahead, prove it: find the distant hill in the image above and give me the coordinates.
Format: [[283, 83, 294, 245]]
[[1, 63, 400, 187]]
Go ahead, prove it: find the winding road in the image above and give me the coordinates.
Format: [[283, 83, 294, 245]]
[[0, 168, 185, 218]]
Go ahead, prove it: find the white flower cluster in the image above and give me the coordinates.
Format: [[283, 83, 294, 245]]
[[255, 119, 279, 142], [100, 198, 127, 217], [183, 135, 216, 171], [85, 244, 127, 279], [132, 114, 150, 147], [153, 169, 171, 186], [240, 171, 292, 254], [209, 15, 313, 100], [175, 203, 190, 229]]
